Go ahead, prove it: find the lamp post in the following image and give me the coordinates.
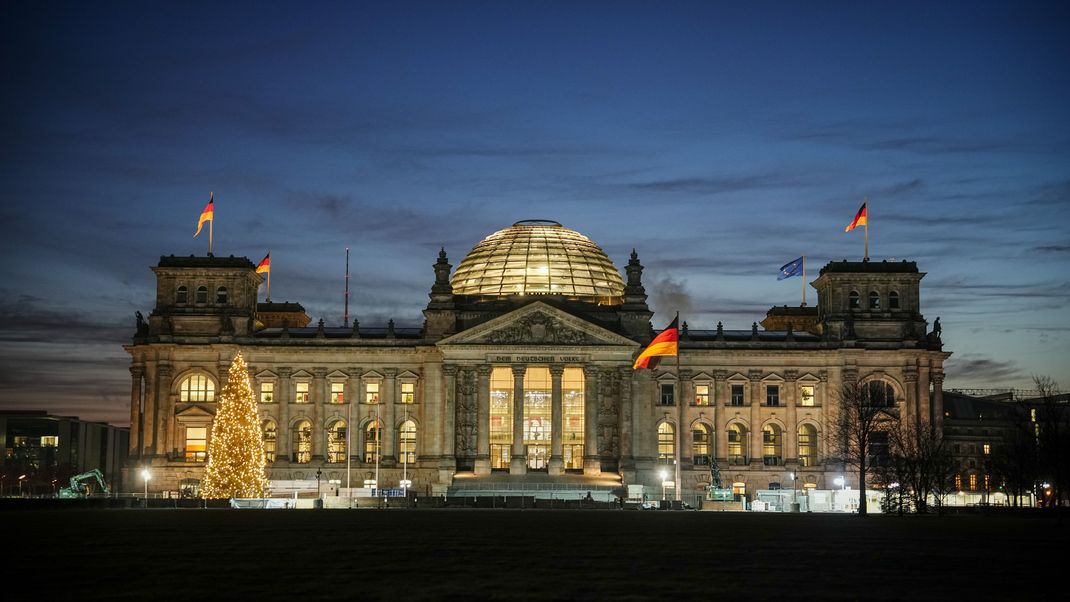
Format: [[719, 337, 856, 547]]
[[18, 474, 27, 497], [141, 468, 151, 504], [316, 468, 323, 498], [790, 472, 798, 512], [659, 469, 668, 501]]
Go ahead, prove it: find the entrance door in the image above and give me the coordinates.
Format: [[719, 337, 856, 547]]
[[491, 444, 510, 469], [527, 444, 548, 470]]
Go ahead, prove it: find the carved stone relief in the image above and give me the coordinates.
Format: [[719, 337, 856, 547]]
[[484, 311, 593, 345]]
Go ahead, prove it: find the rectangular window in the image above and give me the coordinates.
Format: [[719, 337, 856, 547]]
[[185, 427, 207, 461], [954, 474, 962, 490], [694, 384, 710, 406], [730, 384, 745, 406], [800, 385, 815, 407], [260, 382, 274, 403], [766, 385, 780, 406], [969, 474, 977, 490], [366, 382, 380, 404], [982, 443, 991, 455], [659, 384, 675, 406], [294, 382, 309, 404], [330, 382, 345, 404], [40, 436, 59, 447], [401, 382, 415, 404]]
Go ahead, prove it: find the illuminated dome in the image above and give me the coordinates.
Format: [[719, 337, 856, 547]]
[[450, 220, 625, 304]]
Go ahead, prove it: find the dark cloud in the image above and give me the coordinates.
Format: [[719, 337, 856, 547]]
[[1032, 245, 1070, 253], [945, 354, 1024, 382], [649, 276, 694, 319]]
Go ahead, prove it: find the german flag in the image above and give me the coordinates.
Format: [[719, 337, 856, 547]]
[[633, 317, 679, 370], [844, 201, 867, 232], [194, 192, 214, 237], [256, 252, 270, 274]]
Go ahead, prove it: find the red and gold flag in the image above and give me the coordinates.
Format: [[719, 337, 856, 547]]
[[194, 193, 214, 237], [633, 317, 679, 370], [256, 252, 270, 274], [844, 201, 867, 232]]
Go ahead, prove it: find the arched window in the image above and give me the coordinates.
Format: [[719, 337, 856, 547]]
[[849, 290, 860, 309], [657, 422, 675, 464], [762, 424, 783, 466], [728, 424, 747, 464], [176, 286, 188, 304], [864, 381, 896, 407], [216, 286, 228, 304], [869, 291, 880, 309], [889, 291, 900, 309], [292, 420, 312, 464], [798, 424, 817, 467], [179, 374, 215, 402], [364, 419, 382, 463], [262, 420, 277, 463], [326, 420, 346, 463], [195, 286, 208, 304], [399, 420, 416, 465], [692, 424, 711, 465]]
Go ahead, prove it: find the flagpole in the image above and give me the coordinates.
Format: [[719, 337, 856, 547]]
[[208, 192, 214, 256], [863, 196, 869, 262], [674, 311, 682, 502], [801, 255, 806, 307], [266, 249, 272, 302]]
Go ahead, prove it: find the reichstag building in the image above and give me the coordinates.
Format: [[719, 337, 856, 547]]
[[124, 220, 949, 500]]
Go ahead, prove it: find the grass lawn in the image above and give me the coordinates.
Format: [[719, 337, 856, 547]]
[[10, 509, 1067, 600]]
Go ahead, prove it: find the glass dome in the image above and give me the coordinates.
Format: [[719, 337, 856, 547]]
[[450, 220, 625, 304]]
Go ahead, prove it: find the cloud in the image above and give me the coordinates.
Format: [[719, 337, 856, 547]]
[[1032, 245, 1070, 253], [649, 276, 694, 319], [945, 354, 1024, 382]]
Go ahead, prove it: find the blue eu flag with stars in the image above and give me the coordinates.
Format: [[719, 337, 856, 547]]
[[778, 257, 804, 280]]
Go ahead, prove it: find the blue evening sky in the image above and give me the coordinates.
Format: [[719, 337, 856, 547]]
[[1, 1, 1068, 424]]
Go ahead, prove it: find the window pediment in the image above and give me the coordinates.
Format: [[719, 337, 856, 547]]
[[255, 370, 278, 380]]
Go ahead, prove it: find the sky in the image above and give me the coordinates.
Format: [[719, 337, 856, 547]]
[[1, 1, 1068, 426]]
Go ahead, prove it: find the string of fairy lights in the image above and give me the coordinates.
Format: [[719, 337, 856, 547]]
[[200, 352, 268, 499]]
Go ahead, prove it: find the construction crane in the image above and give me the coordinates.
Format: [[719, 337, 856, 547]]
[[58, 469, 111, 498]]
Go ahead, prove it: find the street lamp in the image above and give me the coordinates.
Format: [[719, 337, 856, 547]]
[[141, 468, 151, 503], [790, 472, 798, 511], [316, 468, 323, 497], [19, 474, 28, 497], [834, 475, 845, 491], [659, 469, 669, 501]]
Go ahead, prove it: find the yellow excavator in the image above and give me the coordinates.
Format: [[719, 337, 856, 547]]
[[58, 469, 111, 498]]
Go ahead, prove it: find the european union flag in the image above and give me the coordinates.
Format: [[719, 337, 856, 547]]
[[778, 256, 804, 280]]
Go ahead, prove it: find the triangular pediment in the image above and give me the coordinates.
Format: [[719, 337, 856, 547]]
[[255, 369, 278, 380], [396, 370, 420, 380], [691, 371, 714, 382], [798, 372, 820, 383], [438, 302, 639, 347], [326, 370, 349, 380], [175, 405, 215, 417]]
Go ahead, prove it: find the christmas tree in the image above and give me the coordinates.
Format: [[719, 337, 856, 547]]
[[201, 352, 268, 499]]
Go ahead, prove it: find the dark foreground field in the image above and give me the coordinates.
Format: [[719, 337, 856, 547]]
[[9, 508, 1067, 600]]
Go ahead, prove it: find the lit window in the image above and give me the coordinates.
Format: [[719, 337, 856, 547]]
[[185, 427, 207, 461], [326, 420, 346, 463], [765, 385, 780, 406], [694, 384, 710, 406], [692, 424, 710, 465], [179, 375, 215, 403], [262, 420, 276, 463], [293, 421, 311, 463], [657, 422, 675, 464], [399, 420, 416, 464], [659, 384, 675, 406], [364, 420, 382, 463], [984, 474, 990, 490], [798, 425, 817, 467], [366, 382, 380, 404], [260, 382, 274, 403], [728, 424, 746, 464], [176, 286, 188, 304], [330, 382, 345, 404], [195, 286, 208, 304], [401, 382, 415, 404], [730, 384, 745, 406], [800, 385, 815, 407], [762, 425, 782, 466], [216, 286, 228, 304], [294, 382, 309, 404], [983, 443, 990, 455], [969, 474, 977, 491], [954, 474, 962, 490], [41, 436, 59, 447]]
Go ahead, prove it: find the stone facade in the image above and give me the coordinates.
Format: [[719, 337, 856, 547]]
[[124, 226, 949, 500]]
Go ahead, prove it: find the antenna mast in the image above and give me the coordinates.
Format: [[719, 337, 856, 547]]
[[344, 247, 350, 327]]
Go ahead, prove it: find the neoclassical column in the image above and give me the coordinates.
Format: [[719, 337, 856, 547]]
[[276, 367, 292, 460], [441, 365, 458, 472], [785, 370, 798, 465], [141, 365, 156, 457], [618, 367, 634, 468], [548, 364, 565, 476], [311, 368, 327, 461], [932, 370, 945, 432], [903, 366, 919, 427], [129, 366, 143, 456], [346, 367, 362, 464], [153, 364, 172, 457], [475, 364, 492, 475], [583, 365, 601, 476], [917, 362, 932, 427], [714, 371, 728, 461], [383, 368, 397, 464], [748, 369, 762, 465], [510, 364, 527, 475]]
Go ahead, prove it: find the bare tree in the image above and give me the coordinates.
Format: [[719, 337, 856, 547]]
[[881, 417, 955, 514], [831, 379, 898, 516], [1032, 375, 1068, 508], [989, 400, 1037, 508]]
